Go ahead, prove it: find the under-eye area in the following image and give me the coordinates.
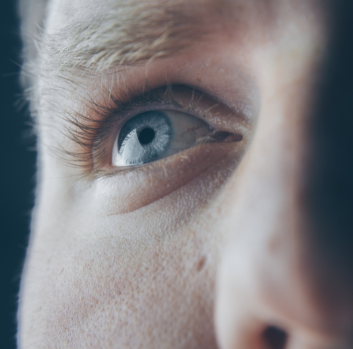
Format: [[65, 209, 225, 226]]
[[95, 141, 244, 214]]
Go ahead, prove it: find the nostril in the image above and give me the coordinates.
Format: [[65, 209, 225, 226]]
[[262, 326, 288, 349]]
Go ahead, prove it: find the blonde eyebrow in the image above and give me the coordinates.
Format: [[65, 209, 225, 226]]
[[40, 0, 211, 75]]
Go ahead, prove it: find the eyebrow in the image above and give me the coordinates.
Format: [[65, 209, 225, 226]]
[[40, 0, 213, 75]]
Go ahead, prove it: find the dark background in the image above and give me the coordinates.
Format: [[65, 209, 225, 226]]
[[0, 0, 36, 348]]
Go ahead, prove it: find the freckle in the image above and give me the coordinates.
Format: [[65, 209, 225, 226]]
[[196, 256, 206, 272], [196, 77, 202, 83]]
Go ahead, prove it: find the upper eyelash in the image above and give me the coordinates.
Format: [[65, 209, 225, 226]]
[[57, 84, 199, 176]]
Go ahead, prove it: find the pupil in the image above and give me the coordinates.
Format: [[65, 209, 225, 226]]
[[138, 127, 155, 145]]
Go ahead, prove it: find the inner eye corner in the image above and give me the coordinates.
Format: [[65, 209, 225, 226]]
[[211, 131, 243, 143]]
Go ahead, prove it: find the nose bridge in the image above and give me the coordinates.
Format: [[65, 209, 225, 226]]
[[218, 104, 312, 317]]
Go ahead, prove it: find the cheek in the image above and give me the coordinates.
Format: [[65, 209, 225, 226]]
[[19, 152, 236, 348], [21, 216, 220, 348]]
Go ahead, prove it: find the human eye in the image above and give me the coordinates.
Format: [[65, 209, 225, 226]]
[[112, 108, 238, 168], [61, 83, 250, 213], [82, 84, 247, 174]]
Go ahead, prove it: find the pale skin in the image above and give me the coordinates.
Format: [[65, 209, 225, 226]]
[[17, 0, 353, 348]]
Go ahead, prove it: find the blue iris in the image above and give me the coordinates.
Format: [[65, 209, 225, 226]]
[[117, 111, 173, 166]]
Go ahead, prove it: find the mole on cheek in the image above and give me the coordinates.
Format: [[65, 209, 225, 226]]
[[196, 256, 207, 272]]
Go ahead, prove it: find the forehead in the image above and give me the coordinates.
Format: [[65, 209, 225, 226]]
[[44, 0, 322, 34]]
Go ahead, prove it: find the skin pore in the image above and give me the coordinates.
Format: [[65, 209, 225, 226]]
[[17, 0, 353, 348]]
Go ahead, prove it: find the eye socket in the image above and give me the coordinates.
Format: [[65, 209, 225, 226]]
[[112, 109, 234, 168]]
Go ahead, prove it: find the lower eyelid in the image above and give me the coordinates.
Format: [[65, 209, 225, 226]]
[[94, 142, 242, 215]]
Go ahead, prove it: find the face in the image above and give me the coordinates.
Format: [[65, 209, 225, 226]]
[[17, 0, 353, 348]]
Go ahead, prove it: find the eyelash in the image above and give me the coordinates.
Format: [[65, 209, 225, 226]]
[[60, 85, 211, 178]]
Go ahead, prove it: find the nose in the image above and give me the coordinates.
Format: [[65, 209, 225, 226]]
[[214, 122, 353, 348], [214, 51, 353, 349]]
